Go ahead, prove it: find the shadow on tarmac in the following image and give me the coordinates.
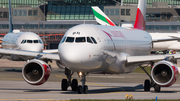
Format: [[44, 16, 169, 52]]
[[0, 84, 178, 94]]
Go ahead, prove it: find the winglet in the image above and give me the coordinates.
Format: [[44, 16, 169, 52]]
[[9, 0, 13, 33], [91, 6, 116, 26], [134, 0, 147, 30]]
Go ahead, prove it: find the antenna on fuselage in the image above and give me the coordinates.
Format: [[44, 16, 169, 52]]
[[8, 0, 13, 33]]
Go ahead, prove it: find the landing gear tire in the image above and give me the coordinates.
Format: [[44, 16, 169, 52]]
[[61, 79, 68, 91], [71, 79, 78, 91], [144, 79, 150, 91], [154, 84, 161, 92], [83, 85, 88, 94], [77, 85, 82, 94]]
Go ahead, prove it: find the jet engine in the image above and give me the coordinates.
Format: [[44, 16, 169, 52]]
[[151, 60, 179, 87], [22, 59, 51, 85]]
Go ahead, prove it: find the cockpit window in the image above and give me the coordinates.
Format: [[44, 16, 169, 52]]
[[39, 40, 43, 44], [34, 40, 39, 43], [27, 40, 33, 43], [87, 37, 93, 44], [60, 36, 66, 43], [91, 37, 97, 44], [21, 40, 26, 44], [66, 37, 74, 42], [75, 37, 86, 43], [21, 39, 42, 44]]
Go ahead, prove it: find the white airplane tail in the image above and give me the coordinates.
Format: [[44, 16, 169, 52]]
[[91, 0, 147, 30], [134, 0, 147, 30], [91, 6, 116, 26]]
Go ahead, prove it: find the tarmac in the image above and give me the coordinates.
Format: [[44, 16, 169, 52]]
[[0, 59, 180, 100]]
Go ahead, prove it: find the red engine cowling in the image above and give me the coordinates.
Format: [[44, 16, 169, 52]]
[[22, 59, 51, 85], [151, 60, 179, 87]]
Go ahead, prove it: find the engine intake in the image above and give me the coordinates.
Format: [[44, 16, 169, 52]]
[[22, 59, 51, 85], [151, 60, 179, 87]]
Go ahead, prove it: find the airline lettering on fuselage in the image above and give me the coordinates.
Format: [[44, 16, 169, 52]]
[[110, 30, 125, 38], [73, 32, 80, 35]]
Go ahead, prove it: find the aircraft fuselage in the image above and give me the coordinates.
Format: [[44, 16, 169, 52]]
[[59, 24, 152, 74]]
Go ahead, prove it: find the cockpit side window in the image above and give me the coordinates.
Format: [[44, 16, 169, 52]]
[[87, 37, 93, 44], [21, 40, 25, 44], [75, 37, 86, 43], [91, 37, 97, 44], [21, 40, 26, 44], [27, 40, 33, 43], [66, 37, 74, 42], [39, 40, 43, 44], [60, 36, 66, 43]]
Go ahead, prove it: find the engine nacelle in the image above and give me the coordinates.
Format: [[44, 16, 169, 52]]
[[22, 59, 51, 85], [151, 60, 179, 87]]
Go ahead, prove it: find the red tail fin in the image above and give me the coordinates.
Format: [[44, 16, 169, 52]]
[[134, 0, 147, 30]]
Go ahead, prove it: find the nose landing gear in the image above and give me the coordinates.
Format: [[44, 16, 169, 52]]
[[77, 72, 88, 94]]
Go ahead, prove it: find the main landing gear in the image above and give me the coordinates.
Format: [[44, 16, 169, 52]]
[[61, 68, 78, 91], [140, 62, 161, 92], [61, 68, 89, 94]]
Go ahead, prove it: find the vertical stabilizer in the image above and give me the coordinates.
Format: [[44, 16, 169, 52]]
[[9, 0, 13, 33], [134, 0, 147, 30], [91, 6, 116, 26]]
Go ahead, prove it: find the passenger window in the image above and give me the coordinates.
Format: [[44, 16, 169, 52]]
[[66, 37, 74, 42], [75, 37, 86, 43], [87, 37, 93, 44], [34, 40, 38, 43], [91, 37, 97, 44], [27, 40, 32, 43], [60, 36, 66, 43]]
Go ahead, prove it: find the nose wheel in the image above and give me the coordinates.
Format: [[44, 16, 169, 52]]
[[77, 72, 88, 94]]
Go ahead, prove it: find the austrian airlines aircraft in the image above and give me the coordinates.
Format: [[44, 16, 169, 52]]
[[1, 0, 180, 94], [91, 6, 180, 52]]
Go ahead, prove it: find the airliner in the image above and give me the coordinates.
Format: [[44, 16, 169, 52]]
[[0, 0, 59, 62], [91, 6, 180, 53], [1, 0, 180, 94]]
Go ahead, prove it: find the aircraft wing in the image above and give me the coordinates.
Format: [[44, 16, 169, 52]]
[[126, 54, 180, 63], [0, 48, 59, 60], [103, 50, 180, 64], [152, 38, 180, 43], [43, 49, 58, 53]]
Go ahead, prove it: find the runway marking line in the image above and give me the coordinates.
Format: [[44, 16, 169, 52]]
[[55, 74, 66, 79]]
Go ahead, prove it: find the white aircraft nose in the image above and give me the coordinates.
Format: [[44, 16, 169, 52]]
[[20, 44, 43, 52], [60, 44, 84, 64]]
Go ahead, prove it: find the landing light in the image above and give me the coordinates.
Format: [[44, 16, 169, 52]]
[[79, 72, 82, 77]]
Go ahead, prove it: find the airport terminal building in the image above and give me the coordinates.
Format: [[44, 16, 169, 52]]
[[0, 0, 180, 49]]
